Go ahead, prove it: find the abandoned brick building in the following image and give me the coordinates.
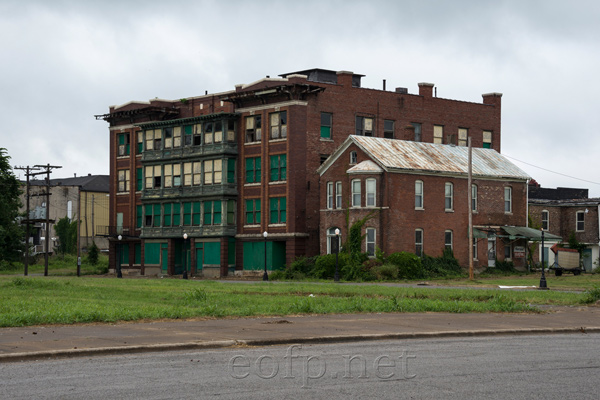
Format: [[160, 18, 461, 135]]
[[97, 68, 507, 276]]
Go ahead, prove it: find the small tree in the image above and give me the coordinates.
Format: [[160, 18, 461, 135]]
[[54, 217, 77, 255], [87, 241, 99, 265]]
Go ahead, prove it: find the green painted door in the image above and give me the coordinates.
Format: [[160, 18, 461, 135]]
[[196, 247, 203, 272], [161, 246, 168, 273]]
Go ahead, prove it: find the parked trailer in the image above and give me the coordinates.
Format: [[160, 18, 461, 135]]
[[550, 247, 583, 276]]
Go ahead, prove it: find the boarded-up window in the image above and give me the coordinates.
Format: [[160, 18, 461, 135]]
[[433, 125, 443, 144]]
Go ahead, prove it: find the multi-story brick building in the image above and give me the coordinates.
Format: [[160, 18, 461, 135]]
[[318, 136, 533, 268], [529, 184, 599, 271], [96, 68, 505, 276]]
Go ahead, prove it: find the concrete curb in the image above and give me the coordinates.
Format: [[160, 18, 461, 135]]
[[2, 326, 600, 363]]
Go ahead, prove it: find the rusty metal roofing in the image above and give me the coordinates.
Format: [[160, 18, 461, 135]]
[[347, 160, 383, 174], [350, 136, 531, 180]]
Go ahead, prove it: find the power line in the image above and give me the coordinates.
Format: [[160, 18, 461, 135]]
[[503, 154, 600, 187]]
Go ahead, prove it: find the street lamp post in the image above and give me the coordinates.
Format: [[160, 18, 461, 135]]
[[182, 233, 188, 280], [334, 228, 341, 282], [263, 231, 268, 281], [539, 229, 548, 290], [116, 235, 123, 278]]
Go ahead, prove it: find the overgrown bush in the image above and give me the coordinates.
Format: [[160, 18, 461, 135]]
[[373, 264, 398, 280], [272, 256, 316, 280], [581, 286, 600, 304], [422, 248, 463, 278], [386, 252, 424, 279], [312, 253, 347, 279]]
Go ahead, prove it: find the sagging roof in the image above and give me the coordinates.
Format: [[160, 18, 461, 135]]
[[318, 136, 531, 181]]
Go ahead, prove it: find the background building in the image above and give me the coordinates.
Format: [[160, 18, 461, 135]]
[[19, 174, 110, 254], [529, 184, 599, 271], [97, 68, 504, 276]]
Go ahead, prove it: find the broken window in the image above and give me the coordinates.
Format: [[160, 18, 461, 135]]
[[384, 120, 394, 139], [270, 111, 287, 139], [117, 133, 130, 156], [483, 130, 492, 149], [355, 116, 373, 136], [117, 169, 130, 192], [321, 112, 332, 139], [245, 115, 262, 143]]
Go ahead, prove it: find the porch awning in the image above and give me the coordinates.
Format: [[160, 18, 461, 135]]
[[472, 228, 488, 239], [501, 226, 562, 241]]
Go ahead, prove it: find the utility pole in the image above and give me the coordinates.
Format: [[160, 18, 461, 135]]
[[33, 164, 62, 276], [14, 165, 41, 276], [77, 186, 81, 277], [467, 137, 474, 281]]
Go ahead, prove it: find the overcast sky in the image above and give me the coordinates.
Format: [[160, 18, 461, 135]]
[[2, 0, 599, 196]]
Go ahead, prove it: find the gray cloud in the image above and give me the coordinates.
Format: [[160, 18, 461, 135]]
[[1, 0, 599, 195]]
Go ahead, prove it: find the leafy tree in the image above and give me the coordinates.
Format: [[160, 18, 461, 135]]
[[54, 217, 77, 255], [0, 148, 24, 262]]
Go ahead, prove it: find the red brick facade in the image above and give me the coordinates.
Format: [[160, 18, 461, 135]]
[[100, 68, 505, 275]]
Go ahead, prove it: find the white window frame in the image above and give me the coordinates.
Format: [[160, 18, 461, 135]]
[[350, 151, 357, 165], [327, 182, 334, 210], [433, 125, 443, 144], [542, 210, 549, 231], [445, 230, 453, 250], [458, 128, 468, 146], [504, 187, 512, 213], [351, 179, 361, 207], [415, 229, 423, 257], [445, 182, 453, 211], [472, 184, 478, 212], [576, 211, 585, 232], [366, 178, 376, 207], [366, 227, 376, 257], [415, 180, 424, 209], [335, 181, 342, 209]]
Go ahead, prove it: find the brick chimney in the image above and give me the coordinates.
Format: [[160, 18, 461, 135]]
[[482, 92, 503, 106], [418, 82, 435, 97], [336, 71, 354, 87]]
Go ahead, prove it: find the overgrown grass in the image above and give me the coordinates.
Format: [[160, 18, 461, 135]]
[[0, 253, 109, 276], [0, 276, 591, 327]]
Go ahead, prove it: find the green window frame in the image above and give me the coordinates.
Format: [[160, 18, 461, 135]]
[[183, 202, 192, 226], [137, 131, 143, 154], [203, 201, 222, 225], [144, 204, 153, 227], [136, 205, 142, 228], [227, 159, 236, 183], [153, 204, 161, 227], [269, 197, 286, 224], [163, 203, 172, 227], [227, 200, 235, 225], [270, 154, 286, 182], [184, 125, 193, 146], [118, 133, 130, 156], [192, 202, 201, 226], [245, 157, 261, 183], [136, 168, 143, 191], [173, 203, 180, 226], [245, 199, 261, 225], [320, 112, 332, 139]]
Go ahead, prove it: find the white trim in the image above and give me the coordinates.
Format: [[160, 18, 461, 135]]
[[235, 100, 308, 114]]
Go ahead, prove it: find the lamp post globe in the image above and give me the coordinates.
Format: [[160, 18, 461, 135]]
[[116, 235, 123, 278], [182, 233, 188, 280], [263, 231, 269, 281]]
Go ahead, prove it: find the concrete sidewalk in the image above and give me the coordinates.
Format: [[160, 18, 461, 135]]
[[1, 305, 599, 362]]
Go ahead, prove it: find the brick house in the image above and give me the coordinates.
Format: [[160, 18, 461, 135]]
[[318, 136, 534, 269], [529, 184, 599, 271], [96, 68, 505, 276]]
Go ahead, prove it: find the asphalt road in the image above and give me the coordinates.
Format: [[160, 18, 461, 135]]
[[1, 333, 598, 399]]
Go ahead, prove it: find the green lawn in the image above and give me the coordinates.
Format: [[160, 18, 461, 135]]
[[429, 272, 600, 291], [0, 275, 597, 328]]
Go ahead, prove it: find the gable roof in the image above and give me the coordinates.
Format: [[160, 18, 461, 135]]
[[318, 136, 531, 181]]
